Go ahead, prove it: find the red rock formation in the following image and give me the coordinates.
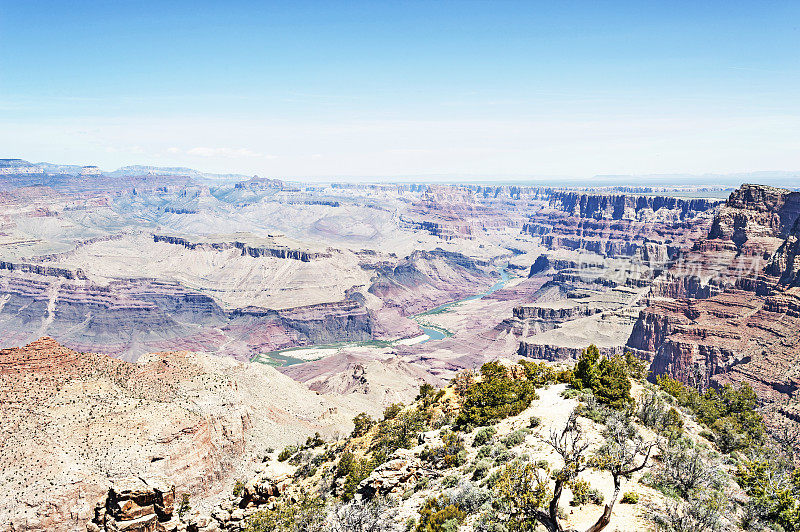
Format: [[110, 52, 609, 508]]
[[627, 184, 800, 426]]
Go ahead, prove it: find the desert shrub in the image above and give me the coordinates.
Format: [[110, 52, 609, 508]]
[[655, 438, 723, 498], [177, 493, 191, 520], [335, 451, 356, 478], [244, 493, 326, 532], [500, 428, 531, 448], [482, 468, 504, 489], [277, 444, 298, 462], [288, 450, 306, 466], [576, 393, 611, 424], [653, 490, 732, 532], [383, 403, 403, 421], [477, 444, 493, 459], [472, 459, 492, 480], [456, 362, 538, 428], [330, 497, 396, 532], [305, 432, 324, 448], [560, 387, 583, 399], [493, 448, 512, 466], [620, 491, 639, 504], [293, 462, 317, 479], [233, 479, 246, 497], [736, 452, 800, 531], [528, 415, 541, 428], [662, 407, 684, 435], [657, 375, 764, 453], [421, 431, 466, 469], [442, 475, 459, 488], [474, 510, 509, 532], [416, 497, 466, 532], [342, 457, 379, 501], [472, 427, 496, 447], [638, 387, 684, 438], [352, 413, 376, 438], [448, 480, 492, 514], [569, 478, 591, 506], [638, 386, 666, 428], [587, 488, 604, 505]]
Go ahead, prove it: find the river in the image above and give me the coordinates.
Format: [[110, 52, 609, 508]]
[[256, 264, 513, 365]]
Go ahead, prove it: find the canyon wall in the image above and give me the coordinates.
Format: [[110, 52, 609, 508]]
[[626, 184, 800, 423]]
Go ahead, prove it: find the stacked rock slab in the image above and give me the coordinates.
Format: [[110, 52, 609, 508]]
[[88, 477, 178, 532]]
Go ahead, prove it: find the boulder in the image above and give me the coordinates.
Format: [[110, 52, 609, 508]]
[[355, 449, 422, 499]]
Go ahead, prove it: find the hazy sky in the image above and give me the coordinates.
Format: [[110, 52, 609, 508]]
[[1, 1, 799, 180]]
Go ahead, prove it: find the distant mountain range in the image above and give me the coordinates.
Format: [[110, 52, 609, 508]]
[[0, 159, 251, 182]]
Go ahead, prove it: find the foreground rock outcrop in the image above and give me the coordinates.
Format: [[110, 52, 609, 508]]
[[0, 338, 371, 531], [87, 477, 178, 532]]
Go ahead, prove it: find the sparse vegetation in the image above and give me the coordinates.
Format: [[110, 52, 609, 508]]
[[220, 352, 790, 532], [177, 493, 191, 520], [244, 493, 326, 532]]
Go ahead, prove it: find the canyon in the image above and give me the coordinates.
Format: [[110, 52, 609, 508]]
[[1, 158, 799, 530]]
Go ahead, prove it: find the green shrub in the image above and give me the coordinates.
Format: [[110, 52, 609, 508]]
[[588, 488, 604, 505], [384, 403, 403, 420], [371, 408, 427, 456], [421, 431, 467, 469], [620, 491, 639, 504], [456, 362, 538, 428], [177, 493, 191, 520], [233, 479, 246, 497], [574, 344, 601, 390], [442, 475, 459, 488], [473, 427, 496, 447], [243, 494, 325, 531], [624, 351, 648, 380], [500, 429, 530, 448], [472, 459, 492, 480], [277, 445, 298, 462], [573, 345, 633, 409], [569, 478, 591, 506], [477, 444, 493, 459], [736, 456, 800, 532], [351, 412, 375, 438], [416, 497, 467, 532], [657, 375, 764, 453], [493, 449, 512, 466]]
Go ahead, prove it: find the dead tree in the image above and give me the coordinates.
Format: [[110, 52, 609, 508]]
[[500, 409, 653, 532]]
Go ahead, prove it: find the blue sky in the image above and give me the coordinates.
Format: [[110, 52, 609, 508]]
[[1, 1, 798, 179]]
